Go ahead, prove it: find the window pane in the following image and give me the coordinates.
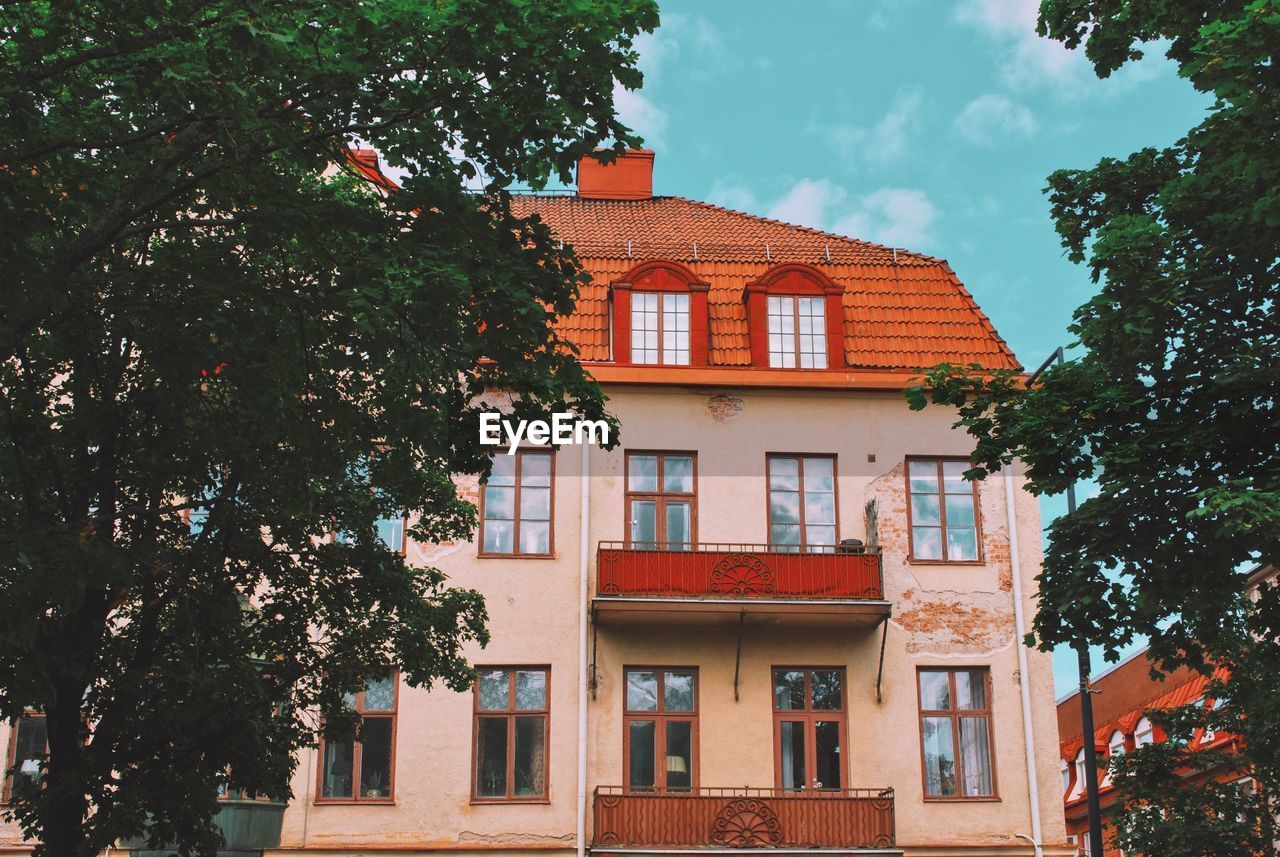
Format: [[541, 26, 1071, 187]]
[[815, 721, 841, 789], [478, 670, 510, 711], [805, 491, 835, 526], [363, 674, 396, 712], [515, 670, 547, 710], [628, 455, 658, 493], [959, 717, 993, 796], [375, 516, 404, 551], [770, 490, 801, 524], [483, 520, 513, 554], [321, 738, 354, 798], [663, 456, 694, 493], [630, 500, 657, 548], [769, 458, 800, 490], [811, 671, 843, 710], [484, 485, 515, 520], [664, 671, 695, 712], [627, 671, 658, 711], [942, 461, 971, 494], [947, 528, 978, 561], [773, 670, 805, 710], [519, 520, 550, 555], [13, 718, 46, 783], [911, 494, 941, 525], [804, 457, 834, 489], [956, 671, 987, 710], [806, 525, 836, 547], [922, 716, 957, 797], [945, 495, 975, 527], [908, 460, 939, 493], [913, 527, 943, 560], [514, 716, 546, 797], [779, 722, 806, 790], [489, 455, 516, 486], [359, 717, 393, 798], [477, 718, 508, 797], [665, 721, 693, 791], [919, 671, 952, 711], [521, 453, 552, 487], [770, 524, 801, 547], [520, 486, 550, 521], [628, 720, 656, 789], [665, 502, 691, 548]]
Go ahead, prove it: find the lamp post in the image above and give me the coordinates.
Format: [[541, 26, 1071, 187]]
[[1026, 346, 1104, 857]]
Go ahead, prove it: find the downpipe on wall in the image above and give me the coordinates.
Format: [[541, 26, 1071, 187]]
[[576, 442, 591, 857]]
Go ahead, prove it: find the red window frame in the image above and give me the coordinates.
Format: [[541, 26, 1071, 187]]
[[315, 672, 398, 804], [610, 261, 710, 366], [622, 667, 699, 793], [916, 667, 998, 801], [771, 667, 848, 791], [766, 454, 839, 550], [3, 712, 47, 804], [623, 451, 697, 548], [904, 456, 984, 564], [744, 264, 843, 370], [471, 666, 552, 804], [478, 449, 555, 558]]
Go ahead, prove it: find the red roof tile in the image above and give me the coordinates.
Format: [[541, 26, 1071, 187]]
[[511, 195, 1020, 371]]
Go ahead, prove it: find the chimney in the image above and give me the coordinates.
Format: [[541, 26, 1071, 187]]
[[576, 149, 654, 200]]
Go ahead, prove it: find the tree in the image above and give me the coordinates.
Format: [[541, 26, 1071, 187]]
[[906, 0, 1280, 851], [0, 1, 655, 856]]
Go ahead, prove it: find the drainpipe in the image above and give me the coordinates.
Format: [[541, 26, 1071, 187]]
[[1005, 464, 1044, 857], [576, 442, 591, 857]]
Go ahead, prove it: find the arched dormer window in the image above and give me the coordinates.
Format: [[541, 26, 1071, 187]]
[[744, 264, 843, 369], [1068, 747, 1086, 801], [1103, 730, 1126, 785], [610, 261, 710, 366]]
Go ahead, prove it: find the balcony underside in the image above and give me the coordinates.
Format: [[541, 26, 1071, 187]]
[[592, 596, 892, 627], [591, 848, 903, 855]]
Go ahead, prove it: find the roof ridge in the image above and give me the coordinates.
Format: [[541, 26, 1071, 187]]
[[665, 195, 945, 265]]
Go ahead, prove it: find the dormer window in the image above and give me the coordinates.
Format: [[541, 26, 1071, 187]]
[[744, 264, 844, 370], [631, 292, 690, 364], [767, 295, 828, 368], [611, 261, 709, 366]]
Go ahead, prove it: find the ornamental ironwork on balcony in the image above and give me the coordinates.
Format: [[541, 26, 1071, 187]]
[[593, 542, 889, 627], [591, 786, 897, 853]]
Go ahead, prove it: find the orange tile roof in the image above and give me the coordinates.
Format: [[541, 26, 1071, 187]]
[[510, 195, 1020, 371]]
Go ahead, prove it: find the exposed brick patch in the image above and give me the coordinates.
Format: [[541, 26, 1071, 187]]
[[706, 393, 744, 422]]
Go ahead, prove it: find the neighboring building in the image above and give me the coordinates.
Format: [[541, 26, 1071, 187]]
[[3, 150, 1072, 856], [1057, 564, 1273, 856]]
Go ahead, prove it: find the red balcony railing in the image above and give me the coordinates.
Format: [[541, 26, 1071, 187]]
[[596, 542, 883, 601], [592, 786, 896, 850]]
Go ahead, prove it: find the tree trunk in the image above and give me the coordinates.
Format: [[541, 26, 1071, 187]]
[[39, 679, 90, 857]]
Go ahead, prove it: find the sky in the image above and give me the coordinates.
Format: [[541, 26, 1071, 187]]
[[611, 0, 1212, 696]]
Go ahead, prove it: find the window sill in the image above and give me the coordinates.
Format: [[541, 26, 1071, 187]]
[[469, 798, 551, 805], [313, 799, 396, 806], [907, 558, 986, 567], [922, 795, 1002, 803], [477, 552, 559, 560]]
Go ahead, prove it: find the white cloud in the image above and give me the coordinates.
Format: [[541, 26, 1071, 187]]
[[706, 177, 759, 212], [613, 82, 668, 150], [834, 188, 939, 249], [954, 93, 1038, 144], [764, 179, 939, 250], [767, 179, 846, 230], [820, 87, 924, 167]]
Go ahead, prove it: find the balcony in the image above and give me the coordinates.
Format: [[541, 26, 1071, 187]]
[[591, 786, 897, 853], [593, 543, 890, 627]]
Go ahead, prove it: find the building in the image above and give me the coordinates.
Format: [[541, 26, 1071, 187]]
[[3, 150, 1072, 856], [1057, 564, 1273, 856]]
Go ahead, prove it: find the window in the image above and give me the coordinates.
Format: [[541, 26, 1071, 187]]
[[906, 458, 981, 562], [767, 455, 836, 550], [480, 451, 553, 556], [1104, 730, 1126, 785], [473, 668, 549, 801], [318, 672, 397, 802], [772, 668, 845, 791], [917, 668, 996, 799], [767, 296, 827, 368], [375, 513, 408, 554], [1134, 716, 1154, 747], [631, 292, 690, 365], [624, 669, 697, 792], [1060, 759, 1070, 798], [625, 453, 695, 549], [4, 714, 46, 803], [1068, 748, 1086, 801]]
